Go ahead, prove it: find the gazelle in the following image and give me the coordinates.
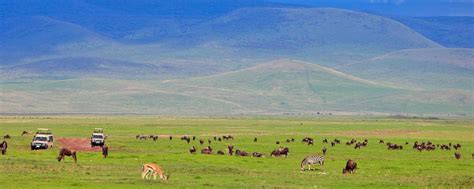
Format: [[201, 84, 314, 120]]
[[141, 163, 168, 180]]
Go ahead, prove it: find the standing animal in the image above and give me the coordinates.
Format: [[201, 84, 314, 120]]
[[208, 139, 211, 145], [169, 136, 173, 140], [189, 146, 196, 154], [276, 141, 280, 145], [101, 145, 109, 158], [141, 163, 168, 180], [455, 152, 461, 159], [342, 159, 357, 174], [228, 145, 234, 155], [322, 147, 327, 155], [57, 148, 77, 163], [199, 140, 204, 145], [331, 142, 335, 147], [3, 135, 11, 140], [300, 154, 324, 171], [217, 150, 225, 155], [192, 136, 196, 141], [322, 139, 328, 143], [1, 141, 7, 155]]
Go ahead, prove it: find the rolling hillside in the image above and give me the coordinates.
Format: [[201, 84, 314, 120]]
[[338, 48, 474, 91]]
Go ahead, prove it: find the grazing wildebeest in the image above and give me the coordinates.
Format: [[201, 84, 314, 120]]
[[199, 139, 204, 145], [453, 144, 461, 150], [139, 135, 147, 140], [201, 146, 212, 154], [217, 150, 225, 155], [141, 163, 168, 180], [302, 137, 313, 143], [152, 136, 159, 141], [1, 141, 7, 155], [57, 148, 77, 163], [322, 139, 328, 143], [276, 141, 280, 145], [208, 139, 211, 145], [291, 138, 295, 142], [21, 131, 31, 136], [331, 141, 336, 147], [235, 149, 249, 156], [379, 140, 384, 144], [342, 159, 357, 174], [169, 136, 173, 140], [101, 145, 108, 158], [189, 146, 196, 154], [454, 152, 461, 159], [192, 136, 196, 141], [254, 138, 258, 142], [252, 152, 263, 157], [213, 136, 217, 141], [3, 135, 11, 140], [334, 139, 341, 144], [300, 154, 324, 171], [218, 138, 222, 141], [228, 145, 234, 155], [180, 136, 189, 141], [286, 139, 291, 143], [322, 147, 327, 155], [307, 140, 314, 146], [271, 147, 289, 157]]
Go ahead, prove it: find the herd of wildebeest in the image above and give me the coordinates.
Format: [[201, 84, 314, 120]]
[[0, 131, 471, 181]]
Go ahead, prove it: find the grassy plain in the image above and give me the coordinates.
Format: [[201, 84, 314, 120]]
[[0, 116, 473, 188]]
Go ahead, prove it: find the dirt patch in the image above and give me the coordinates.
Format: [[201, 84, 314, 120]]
[[58, 138, 101, 152]]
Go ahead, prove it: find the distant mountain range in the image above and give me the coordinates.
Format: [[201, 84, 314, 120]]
[[0, 1, 472, 116]]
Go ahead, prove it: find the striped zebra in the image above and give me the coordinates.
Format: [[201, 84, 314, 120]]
[[300, 154, 324, 171]]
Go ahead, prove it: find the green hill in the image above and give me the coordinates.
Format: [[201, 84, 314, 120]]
[[337, 48, 474, 91]]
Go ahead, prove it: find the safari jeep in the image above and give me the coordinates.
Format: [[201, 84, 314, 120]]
[[31, 128, 54, 150], [91, 128, 105, 147]]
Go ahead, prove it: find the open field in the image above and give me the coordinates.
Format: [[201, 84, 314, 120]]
[[0, 116, 473, 188]]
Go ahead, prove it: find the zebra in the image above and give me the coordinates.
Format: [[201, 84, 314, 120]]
[[301, 154, 324, 171]]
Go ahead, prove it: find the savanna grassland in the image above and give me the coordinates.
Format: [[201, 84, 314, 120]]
[[0, 116, 473, 188]]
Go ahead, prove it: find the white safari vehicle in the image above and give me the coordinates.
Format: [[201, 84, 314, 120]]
[[91, 128, 106, 147], [31, 128, 54, 150]]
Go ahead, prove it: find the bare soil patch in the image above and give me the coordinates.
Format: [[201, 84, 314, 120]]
[[58, 138, 101, 152]]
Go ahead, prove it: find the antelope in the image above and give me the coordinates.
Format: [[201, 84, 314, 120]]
[[141, 163, 168, 180]]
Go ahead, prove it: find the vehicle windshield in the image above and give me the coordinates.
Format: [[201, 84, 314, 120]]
[[34, 136, 48, 141], [93, 135, 104, 139]]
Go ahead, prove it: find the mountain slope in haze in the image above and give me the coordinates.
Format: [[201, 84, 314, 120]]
[[169, 7, 441, 65], [393, 16, 474, 48], [338, 48, 474, 91], [0, 16, 109, 66]]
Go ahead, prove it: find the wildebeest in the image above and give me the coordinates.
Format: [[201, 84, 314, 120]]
[[217, 150, 225, 155], [300, 154, 324, 171], [286, 139, 291, 143], [322, 139, 328, 143], [189, 146, 196, 154], [152, 136, 159, 141], [331, 141, 336, 147], [342, 159, 357, 174], [235, 149, 249, 156], [141, 163, 168, 180], [322, 147, 327, 155], [1, 141, 7, 155], [213, 136, 217, 141], [192, 136, 196, 141], [253, 137, 258, 142], [57, 148, 77, 163], [169, 136, 173, 140], [3, 135, 11, 140], [21, 131, 31, 136], [454, 152, 461, 159], [208, 139, 211, 145], [201, 146, 212, 154], [379, 140, 384, 144], [453, 144, 461, 150], [252, 152, 263, 157], [276, 141, 280, 145], [101, 145, 109, 158], [218, 137, 222, 141], [271, 147, 289, 157], [139, 135, 147, 140], [223, 135, 234, 140], [199, 139, 204, 145], [228, 145, 234, 155], [302, 137, 313, 143]]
